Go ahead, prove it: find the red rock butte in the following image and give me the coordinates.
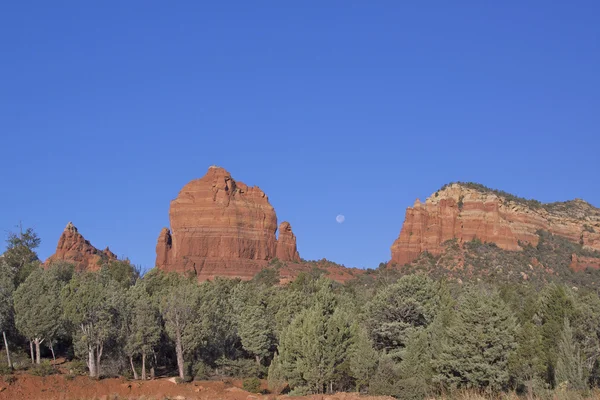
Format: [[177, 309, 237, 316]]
[[45, 222, 117, 271], [390, 183, 600, 268], [155, 166, 301, 280]]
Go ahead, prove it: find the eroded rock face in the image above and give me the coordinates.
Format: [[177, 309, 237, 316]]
[[156, 166, 301, 280], [45, 222, 117, 271], [390, 183, 600, 267], [276, 222, 300, 262], [570, 254, 600, 272]]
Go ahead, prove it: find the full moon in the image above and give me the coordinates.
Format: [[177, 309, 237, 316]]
[[336, 214, 345, 224]]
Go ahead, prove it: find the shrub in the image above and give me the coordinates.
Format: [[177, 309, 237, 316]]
[[69, 359, 88, 375], [215, 357, 261, 378], [0, 363, 12, 376], [30, 360, 56, 377], [193, 361, 210, 380], [175, 375, 193, 384], [243, 377, 261, 393]]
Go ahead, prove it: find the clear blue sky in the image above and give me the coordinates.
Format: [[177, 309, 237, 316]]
[[1, 2, 599, 272]]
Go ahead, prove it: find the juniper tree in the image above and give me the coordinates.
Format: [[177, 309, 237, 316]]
[[434, 286, 517, 392], [0, 261, 14, 368], [555, 318, 586, 390], [277, 291, 355, 394], [232, 282, 275, 366], [3, 227, 41, 286], [349, 326, 379, 392], [13, 267, 65, 363], [508, 321, 545, 394], [365, 274, 439, 358], [61, 272, 125, 378], [159, 279, 200, 379], [124, 281, 161, 380]]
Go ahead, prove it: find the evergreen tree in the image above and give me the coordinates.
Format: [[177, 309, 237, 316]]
[[0, 261, 15, 368], [61, 272, 125, 378], [3, 227, 41, 286], [349, 326, 379, 392], [232, 282, 275, 366], [555, 318, 586, 390], [124, 281, 161, 380], [159, 279, 200, 379], [278, 293, 354, 394], [397, 329, 435, 400], [434, 286, 517, 392], [365, 274, 439, 358], [508, 321, 545, 394], [536, 284, 576, 372], [13, 267, 65, 363]]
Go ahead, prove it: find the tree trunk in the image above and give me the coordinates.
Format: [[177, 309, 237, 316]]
[[2, 331, 11, 368], [255, 354, 261, 367], [129, 355, 139, 380], [175, 330, 185, 379], [34, 338, 41, 364], [29, 340, 34, 364], [87, 345, 96, 378], [49, 342, 56, 363], [96, 344, 103, 379], [141, 351, 146, 380]]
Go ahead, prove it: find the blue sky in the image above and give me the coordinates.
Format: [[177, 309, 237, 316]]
[[1, 1, 599, 272]]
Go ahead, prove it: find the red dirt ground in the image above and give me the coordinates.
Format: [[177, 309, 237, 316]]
[[0, 373, 393, 400]]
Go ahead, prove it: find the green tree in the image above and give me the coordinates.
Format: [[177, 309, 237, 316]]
[[61, 272, 125, 378], [99, 260, 140, 289], [195, 278, 240, 364], [13, 267, 65, 363], [434, 287, 517, 392], [508, 321, 545, 394], [0, 261, 15, 368], [536, 284, 576, 369], [159, 279, 200, 379], [555, 318, 586, 390], [278, 294, 355, 394], [365, 274, 439, 358], [349, 326, 379, 392], [124, 281, 161, 380], [232, 282, 275, 366], [396, 329, 436, 400], [3, 227, 41, 286]]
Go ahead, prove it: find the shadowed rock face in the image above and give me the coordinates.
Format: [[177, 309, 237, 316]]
[[45, 222, 117, 271], [390, 183, 600, 268], [155, 166, 301, 280]]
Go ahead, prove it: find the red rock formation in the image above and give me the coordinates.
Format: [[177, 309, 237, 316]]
[[570, 254, 600, 272], [276, 222, 300, 262], [391, 183, 600, 266], [156, 166, 302, 280], [45, 222, 117, 271]]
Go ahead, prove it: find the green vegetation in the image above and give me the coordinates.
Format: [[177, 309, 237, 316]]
[[4, 227, 600, 398], [439, 182, 597, 217], [404, 231, 600, 291]]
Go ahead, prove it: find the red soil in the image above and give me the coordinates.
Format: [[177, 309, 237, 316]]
[[0, 373, 393, 400]]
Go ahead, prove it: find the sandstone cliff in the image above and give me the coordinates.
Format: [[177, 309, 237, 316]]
[[45, 222, 117, 271], [276, 221, 300, 262], [155, 166, 301, 280], [390, 183, 600, 270]]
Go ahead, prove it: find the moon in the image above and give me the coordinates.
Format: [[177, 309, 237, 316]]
[[336, 214, 345, 224]]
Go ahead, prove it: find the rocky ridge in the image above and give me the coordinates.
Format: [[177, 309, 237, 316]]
[[390, 182, 600, 271], [45, 222, 117, 271]]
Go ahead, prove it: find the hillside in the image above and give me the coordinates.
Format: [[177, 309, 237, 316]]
[[389, 182, 600, 288]]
